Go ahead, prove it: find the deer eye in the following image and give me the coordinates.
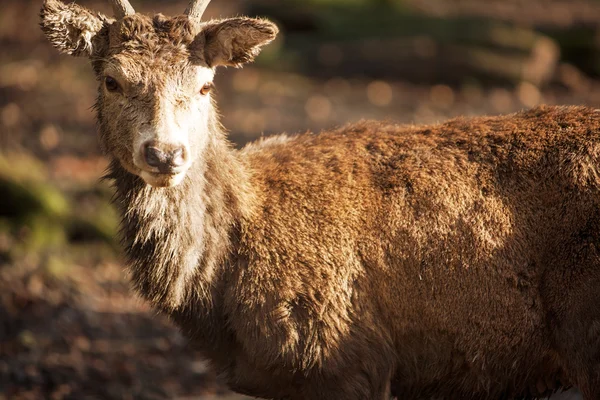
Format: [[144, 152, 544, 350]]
[[105, 76, 120, 92], [200, 83, 213, 96]]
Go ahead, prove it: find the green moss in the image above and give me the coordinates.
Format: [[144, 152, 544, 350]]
[[0, 152, 120, 257], [44, 253, 71, 278], [68, 202, 120, 246], [0, 153, 47, 182]]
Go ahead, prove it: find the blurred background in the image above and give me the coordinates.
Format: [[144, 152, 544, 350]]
[[1, 0, 599, 398]]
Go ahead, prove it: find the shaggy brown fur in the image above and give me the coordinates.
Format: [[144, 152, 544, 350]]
[[41, 1, 600, 399]]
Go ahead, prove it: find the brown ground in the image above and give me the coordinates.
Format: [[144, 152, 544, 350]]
[[1, 0, 599, 399]]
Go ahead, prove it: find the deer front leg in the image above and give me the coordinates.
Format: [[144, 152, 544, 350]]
[[290, 367, 393, 400]]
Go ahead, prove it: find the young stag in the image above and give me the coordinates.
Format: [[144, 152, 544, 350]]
[[41, 0, 600, 399]]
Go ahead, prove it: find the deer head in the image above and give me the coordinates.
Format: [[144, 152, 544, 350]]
[[40, 0, 278, 187]]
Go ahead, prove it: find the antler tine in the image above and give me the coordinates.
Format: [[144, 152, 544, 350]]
[[110, 0, 135, 18], [185, 0, 211, 20]]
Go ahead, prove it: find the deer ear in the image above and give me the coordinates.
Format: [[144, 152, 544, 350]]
[[195, 17, 278, 67], [40, 0, 111, 58]]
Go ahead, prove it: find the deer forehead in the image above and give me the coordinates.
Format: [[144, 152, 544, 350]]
[[109, 14, 196, 48], [103, 52, 214, 91], [101, 14, 212, 82]]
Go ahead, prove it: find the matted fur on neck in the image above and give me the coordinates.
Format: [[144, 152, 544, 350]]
[[106, 134, 254, 311]]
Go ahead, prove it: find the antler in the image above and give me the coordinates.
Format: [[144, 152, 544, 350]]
[[185, 0, 211, 20], [110, 0, 135, 18]]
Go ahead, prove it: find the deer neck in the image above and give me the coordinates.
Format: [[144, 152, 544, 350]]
[[108, 131, 253, 312]]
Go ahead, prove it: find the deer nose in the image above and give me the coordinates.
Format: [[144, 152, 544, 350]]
[[143, 141, 187, 173]]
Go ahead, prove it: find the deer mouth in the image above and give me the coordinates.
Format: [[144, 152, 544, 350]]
[[132, 150, 190, 188], [140, 170, 187, 188]]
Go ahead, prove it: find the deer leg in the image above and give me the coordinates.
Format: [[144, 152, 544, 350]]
[[295, 386, 392, 400], [580, 382, 600, 400], [293, 367, 393, 400]]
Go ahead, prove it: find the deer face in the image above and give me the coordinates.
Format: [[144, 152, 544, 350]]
[[41, 0, 277, 187]]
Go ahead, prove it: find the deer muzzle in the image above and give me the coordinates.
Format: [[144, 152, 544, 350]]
[[143, 141, 187, 174], [136, 139, 190, 187]]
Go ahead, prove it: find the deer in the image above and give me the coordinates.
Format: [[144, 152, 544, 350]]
[[40, 0, 600, 399]]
